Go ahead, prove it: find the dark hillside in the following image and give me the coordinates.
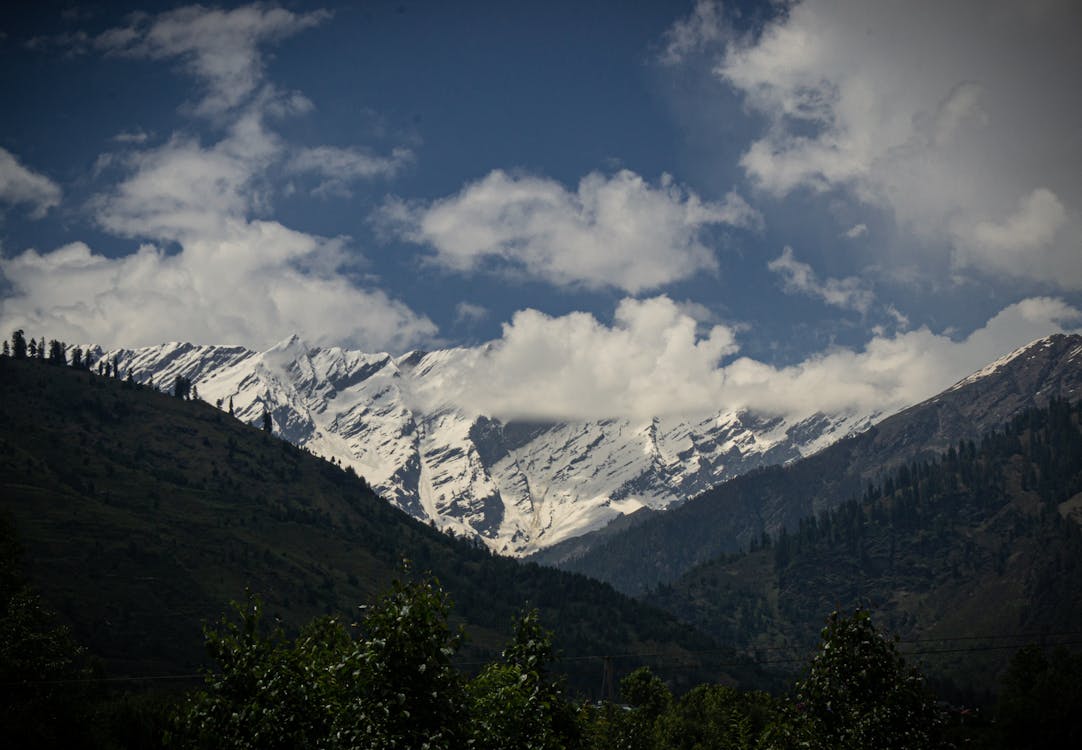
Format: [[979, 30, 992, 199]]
[[0, 356, 716, 691], [647, 399, 1082, 690], [552, 334, 1082, 595]]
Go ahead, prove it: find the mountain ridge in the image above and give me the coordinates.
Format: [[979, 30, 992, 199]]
[[88, 337, 882, 556], [540, 333, 1082, 593]]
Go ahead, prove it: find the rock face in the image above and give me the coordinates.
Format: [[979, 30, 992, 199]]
[[95, 335, 880, 556], [95, 333, 1082, 557]]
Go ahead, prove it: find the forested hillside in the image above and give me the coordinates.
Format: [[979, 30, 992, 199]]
[[647, 398, 1082, 690], [0, 354, 715, 691], [548, 334, 1082, 594]]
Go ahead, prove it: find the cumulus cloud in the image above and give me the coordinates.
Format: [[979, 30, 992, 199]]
[[95, 4, 331, 116], [0, 147, 61, 218], [426, 295, 1081, 422], [672, 0, 1082, 288], [0, 4, 434, 352], [382, 169, 761, 293], [428, 296, 740, 420], [0, 229, 435, 351], [287, 145, 415, 196], [767, 246, 874, 313], [0, 108, 436, 351]]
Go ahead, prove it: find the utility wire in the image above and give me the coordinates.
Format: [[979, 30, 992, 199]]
[[13, 631, 1076, 686]]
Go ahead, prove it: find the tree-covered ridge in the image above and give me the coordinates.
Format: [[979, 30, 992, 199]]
[[0, 347, 714, 695], [648, 399, 1082, 689], [551, 333, 1082, 596]]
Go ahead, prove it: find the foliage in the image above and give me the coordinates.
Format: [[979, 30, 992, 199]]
[[764, 609, 947, 750], [994, 643, 1082, 749], [168, 595, 349, 748], [170, 575, 470, 749], [332, 575, 467, 749], [468, 609, 585, 750], [661, 684, 777, 750]]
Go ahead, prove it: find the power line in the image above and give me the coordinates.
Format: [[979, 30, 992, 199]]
[[10, 632, 1080, 687]]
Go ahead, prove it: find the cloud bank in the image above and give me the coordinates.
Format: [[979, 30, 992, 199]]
[[382, 169, 761, 293], [424, 295, 1082, 422], [671, 0, 1081, 288]]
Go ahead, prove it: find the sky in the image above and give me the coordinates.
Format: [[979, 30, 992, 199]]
[[1, 0, 1080, 421]]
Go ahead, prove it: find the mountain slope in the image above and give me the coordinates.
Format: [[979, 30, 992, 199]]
[[92, 337, 879, 556], [646, 398, 1082, 689], [546, 334, 1082, 594], [0, 355, 715, 689]]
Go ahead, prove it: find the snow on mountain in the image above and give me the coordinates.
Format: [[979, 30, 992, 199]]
[[93, 336, 888, 556]]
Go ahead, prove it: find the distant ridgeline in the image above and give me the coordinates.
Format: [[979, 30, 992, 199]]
[[646, 397, 1082, 690], [0, 341, 723, 695]]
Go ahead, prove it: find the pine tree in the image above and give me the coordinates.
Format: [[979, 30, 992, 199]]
[[10, 330, 25, 359]]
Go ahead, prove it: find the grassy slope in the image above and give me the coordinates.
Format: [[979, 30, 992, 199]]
[[0, 357, 720, 691]]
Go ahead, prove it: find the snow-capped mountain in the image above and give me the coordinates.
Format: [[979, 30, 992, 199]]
[[92, 334, 882, 556]]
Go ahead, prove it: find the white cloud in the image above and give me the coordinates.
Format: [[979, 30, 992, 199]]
[[0, 147, 61, 218], [438, 296, 741, 420], [424, 295, 1081, 422], [382, 169, 761, 293], [0, 4, 436, 352], [700, 0, 1082, 288], [843, 223, 867, 239], [767, 246, 874, 313], [952, 188, 1070, 281], [0, 228, 435, 351], [112, 130, 150, 144], [454, 301, 489, 324], [658, 0, 726, 65], [95, 4, 331, 116], [287, 145, 414, 196]]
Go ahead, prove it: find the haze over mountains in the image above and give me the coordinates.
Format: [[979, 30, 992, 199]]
[[87, 333, 1082, 558]]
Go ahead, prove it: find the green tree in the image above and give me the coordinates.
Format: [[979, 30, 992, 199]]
[[764, 609, 947, 750], [658, 684, 776, 750], [0, 516, 93, 748], [995, 643, 1082, 749], [47, 339, 66, 366], [262, 409, 273, 433], [169, 594, 348, 749], [468, 609, 583, 750], [10, 329, 25, 359], [331, 574, 468, 749], [171, 572, 470, 749]]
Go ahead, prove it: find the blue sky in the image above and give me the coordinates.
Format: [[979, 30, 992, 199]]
[[1, 0, 1080, 419]]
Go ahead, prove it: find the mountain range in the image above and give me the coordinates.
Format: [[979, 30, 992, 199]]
[[539, 333, 1082, 594], [93, 336, 885, 556], [93, 334, 1082, 561]]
